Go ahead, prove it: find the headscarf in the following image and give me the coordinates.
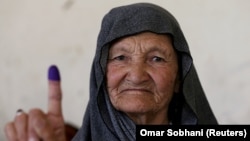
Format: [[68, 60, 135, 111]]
[[72, 2, 218, 141]]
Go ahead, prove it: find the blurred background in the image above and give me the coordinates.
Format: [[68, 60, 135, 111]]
[[1, 0, 249, 140]]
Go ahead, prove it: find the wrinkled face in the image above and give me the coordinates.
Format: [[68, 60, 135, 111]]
[[106, 32, 179, 115]]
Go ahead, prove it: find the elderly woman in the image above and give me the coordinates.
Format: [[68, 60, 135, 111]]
[[4, 2, 218, 141]]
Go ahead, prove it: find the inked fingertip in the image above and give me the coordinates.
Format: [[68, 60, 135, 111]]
[[16, 109, 24, 116], [48, 65, 61, 81]]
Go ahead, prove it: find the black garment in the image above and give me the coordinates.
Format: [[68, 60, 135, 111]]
[[72, 2, 218, 141]]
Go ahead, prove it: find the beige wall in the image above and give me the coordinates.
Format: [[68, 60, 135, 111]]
[[1, 0, 250, 140]]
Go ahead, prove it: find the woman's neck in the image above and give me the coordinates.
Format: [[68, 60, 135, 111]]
[[126, 111, 169, 125]]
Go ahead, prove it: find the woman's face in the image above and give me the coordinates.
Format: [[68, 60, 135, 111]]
[[106, 32, 179, 121]]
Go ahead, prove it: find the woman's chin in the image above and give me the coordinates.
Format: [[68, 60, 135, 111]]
[[116, 100, 154, 114]]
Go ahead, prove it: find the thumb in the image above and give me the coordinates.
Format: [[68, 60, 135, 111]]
[[47, 65, 63, 116]]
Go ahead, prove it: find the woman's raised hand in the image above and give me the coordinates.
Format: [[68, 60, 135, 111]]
[[4, 65, 66, 141]]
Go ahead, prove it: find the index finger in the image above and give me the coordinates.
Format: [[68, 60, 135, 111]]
[[47, 65, 62, 116]]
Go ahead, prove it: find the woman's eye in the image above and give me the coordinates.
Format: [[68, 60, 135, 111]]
[[152, 56, 165, 62], [113, 55, 126, 61]]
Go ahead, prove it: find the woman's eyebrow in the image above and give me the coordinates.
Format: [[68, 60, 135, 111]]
[[146, 46, 169, 54], [110, 45, 132, 53]]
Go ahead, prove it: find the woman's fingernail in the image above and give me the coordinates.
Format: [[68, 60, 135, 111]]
[[48, 65, 61, 81], [16, 109, 23, 116]]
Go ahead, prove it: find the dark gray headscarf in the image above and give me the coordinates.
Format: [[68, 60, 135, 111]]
[[72, 2, 218, 141]]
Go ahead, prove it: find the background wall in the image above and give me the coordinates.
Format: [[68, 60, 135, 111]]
[[1, 0, 249, 140]]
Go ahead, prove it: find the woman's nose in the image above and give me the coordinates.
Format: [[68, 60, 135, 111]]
[[125, 61, 150, 84]]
